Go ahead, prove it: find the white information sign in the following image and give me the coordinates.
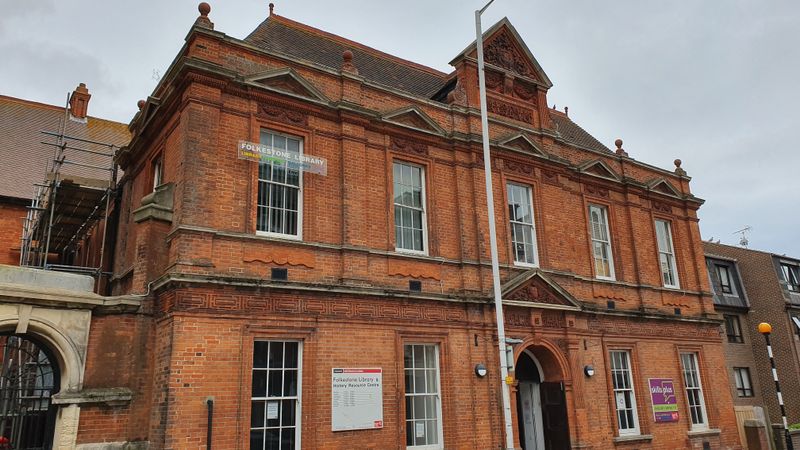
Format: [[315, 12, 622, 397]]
[[331, 368, 383, 431]]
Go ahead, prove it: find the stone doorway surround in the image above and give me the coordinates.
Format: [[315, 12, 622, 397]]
[[0, 265, 141, 449]]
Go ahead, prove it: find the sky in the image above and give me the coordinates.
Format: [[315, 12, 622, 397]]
[[2, 0, 798, 256]]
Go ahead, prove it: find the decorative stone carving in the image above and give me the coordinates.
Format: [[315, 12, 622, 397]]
[[447, 80, 467, 105], [505, 160, 534, 177], [507, 283, 563, 306], [485, 71, 504, 92], [390, 137, 428, 156], [513, 80, 537, 102], [651, 200, 673, 214], [585, 184, 610, 199], [487, 98, 532, 123], [484, 33, 534, 78], [542, 310, 566, 328], [542, 169, 560, 186], [257, 104, 307, 126]]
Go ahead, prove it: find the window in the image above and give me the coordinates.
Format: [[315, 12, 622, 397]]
[[404, 344, 443, 448], [609, 350, 639, 435], [251, 341, 302, 450], [152, 156, 163, 191], [724, 314, 743, 343], [394, 162, 427, 253], [680, 353, 708, 430], [780, 263, 800, 292], [716, 264, 736, 295], [588, 205, 615, 279], [655, 220, 679, 288], [733, 367, 754, 397], [507, 183, 538, 266], [257, 130, 302, 238]]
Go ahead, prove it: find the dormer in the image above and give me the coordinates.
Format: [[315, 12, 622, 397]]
[[447, 18, 554, 129]]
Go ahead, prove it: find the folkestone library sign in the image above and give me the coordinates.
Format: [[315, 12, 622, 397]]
[[331, 368, 383, 431], [238, 140, 327, 175]]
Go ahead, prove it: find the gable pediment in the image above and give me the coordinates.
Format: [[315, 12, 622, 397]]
[[578, 160, 621, 182], [245, 68, 328, 103], [382, 106, 445, 135], [647, 178, 682, 198], [451, 18, 552, 88], [499, 133, 547, 157], [502, 270, 582, 310]]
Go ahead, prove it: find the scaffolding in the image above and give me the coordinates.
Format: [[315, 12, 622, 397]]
[[19, 94, 121, 286]]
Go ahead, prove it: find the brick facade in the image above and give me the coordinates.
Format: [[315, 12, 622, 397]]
[[705, 242, 800, 430], [0, 201, 25, 265], [0, 4, 746, 450]]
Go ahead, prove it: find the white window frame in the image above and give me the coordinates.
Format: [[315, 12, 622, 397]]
[[393, 161, 428, 255], [655, 219, 680, 288], [680, 352, 709, 430], [715, 264, 737, 295], [256, 129, 304, 241], [733, 367, 754, 398], [609, 350, 640, 436], [152, 157, 163, 191], [588, 204, 615, 280], [404, 343, 444, 450], [507, 182, 539, 267], [250, 340, 303, 450]]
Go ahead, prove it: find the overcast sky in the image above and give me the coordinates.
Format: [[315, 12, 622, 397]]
[[2, 0, 798, 256]]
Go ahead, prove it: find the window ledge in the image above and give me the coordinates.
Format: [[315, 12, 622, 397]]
[[687, 428, 720, 438], [613, 434, 653, 444]]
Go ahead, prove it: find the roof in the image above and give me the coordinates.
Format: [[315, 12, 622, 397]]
[[549, 110, 611, 153], [244, 15, 449, 98], [0, 95, 130, 201]]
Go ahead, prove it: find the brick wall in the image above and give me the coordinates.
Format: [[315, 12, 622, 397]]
[[0, 201, 26, 265]]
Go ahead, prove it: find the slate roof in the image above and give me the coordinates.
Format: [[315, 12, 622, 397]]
[[245, 15, 449, 98], [0, 95, 130, 201], [244, 15, 611, 154], [549, 111, 611, 153]]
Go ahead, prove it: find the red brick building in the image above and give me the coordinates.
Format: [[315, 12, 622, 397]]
[[0, 3, 744, 449]]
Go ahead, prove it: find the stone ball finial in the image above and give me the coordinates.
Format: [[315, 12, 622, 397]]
[[674, 159, 682, 168], [343, 50, 353, 63], [198, 2, 211, 16], [615, 138, 623, 149], [614, 138, 628, 157], [269, 3, 275, 14], [137, 100, 146, 110]]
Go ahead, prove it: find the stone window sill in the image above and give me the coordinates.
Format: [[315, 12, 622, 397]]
[[613, 434, 653, 444], [687, 428, 721, 438]]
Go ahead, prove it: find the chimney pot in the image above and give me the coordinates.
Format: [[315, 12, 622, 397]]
[[269, 3, 274, 15]]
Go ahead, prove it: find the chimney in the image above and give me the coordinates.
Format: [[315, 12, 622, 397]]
[[69, 83, 91, 119]]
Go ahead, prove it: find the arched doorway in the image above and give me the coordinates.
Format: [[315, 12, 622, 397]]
[[515, 349, 570, 450], [0, 334, 59, 450]]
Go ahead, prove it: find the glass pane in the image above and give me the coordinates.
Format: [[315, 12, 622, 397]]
[[425, 347, 436, 370], [427, 419, 438, 444], [250, 429, 264, 450], [414, 395, 426, 420], [252, 371, 267, 397], [252, 401, 266, 427], [412, 166, 421, 187], [269, 342, 284, 369], [264, 428, 279, 450], [273, 135, 287, 151], [281, 399, 296, 426], [254, 342, 269, 368], [268, 370, 283, 397], [394, 163, 402, 185], [406, 421, 414, 446], [405, 370, 414, 393], [404, 345, 413, 368], [414, 346, 425, 368], [284, 342, 298, 368], [280, 428, 295, 450], [414, 370, 426, 394], [403, 227, 413, 251], [406, 395, 414, 421], [283, 370, 298, 397], [425, 395, 436, 419], [287, 138, 299, 153], [412, 229, 423, 252]]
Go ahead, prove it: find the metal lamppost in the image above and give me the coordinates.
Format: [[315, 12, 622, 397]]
[[758, 322, 795, 450], [475, 1, 516, 449]]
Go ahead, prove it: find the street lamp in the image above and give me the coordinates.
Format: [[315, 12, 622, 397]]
[[758, 322, 795, 450], [475, 1, 516, 449]]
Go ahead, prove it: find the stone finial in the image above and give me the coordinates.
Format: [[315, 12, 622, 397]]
[[564, 106, 569, 116], [195, 2, 214, 29], [341, 50, 359, 75], [269, 3, 274, 15], [137, 100, 146, 110], [614, 138, 628, 157], [674, 159, 687, 176]]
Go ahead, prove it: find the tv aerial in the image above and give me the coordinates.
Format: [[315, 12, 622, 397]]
[[732, 226, 752, 248]]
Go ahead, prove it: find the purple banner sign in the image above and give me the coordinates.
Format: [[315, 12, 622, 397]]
[[648, 378, 679, 423]]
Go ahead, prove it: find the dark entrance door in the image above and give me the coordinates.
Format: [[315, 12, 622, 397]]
[[0, 335, 58, 450], [539, 382, 570, 450]]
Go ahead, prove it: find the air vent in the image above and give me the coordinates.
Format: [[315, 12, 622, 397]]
[[607, 300, 615, 310], [409, 280, 422, 292], [674, 308, 682, 316], [271, 268, 288, 281]]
